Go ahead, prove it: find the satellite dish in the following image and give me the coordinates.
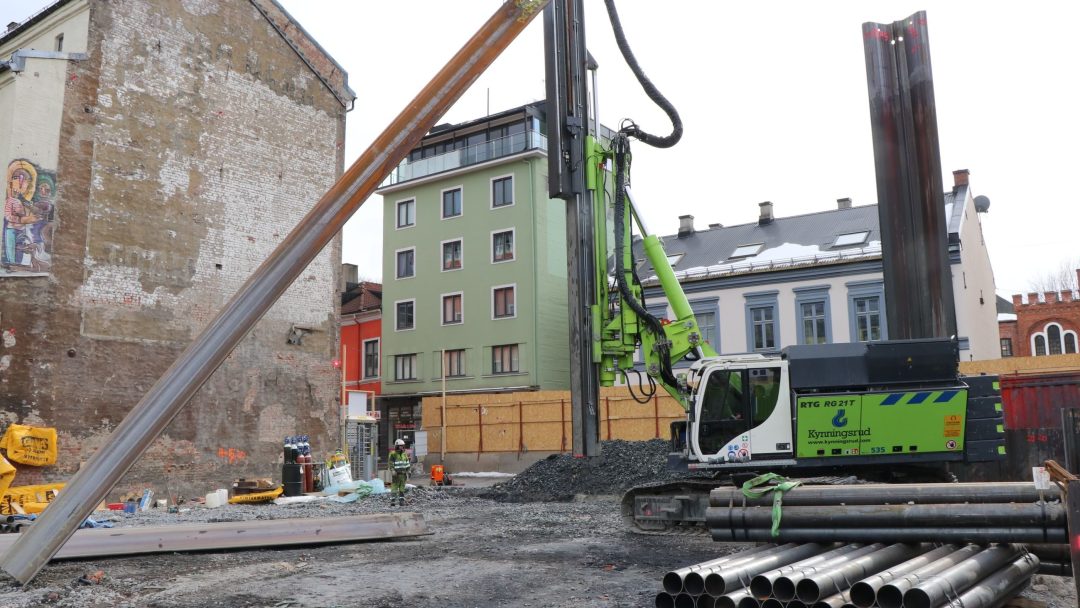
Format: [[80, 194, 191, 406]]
[[973, 195, 991, 213]]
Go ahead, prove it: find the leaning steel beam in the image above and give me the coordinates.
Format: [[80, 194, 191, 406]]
[[0, 513, 428, 559], [0, 0, 550, 585]]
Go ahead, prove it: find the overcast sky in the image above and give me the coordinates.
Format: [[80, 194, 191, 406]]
[[4, 1, 1079, 298]]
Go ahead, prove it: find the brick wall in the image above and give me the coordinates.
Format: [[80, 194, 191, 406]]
[[1004, 277, 1080, 357], [0, 0, 347, 499]]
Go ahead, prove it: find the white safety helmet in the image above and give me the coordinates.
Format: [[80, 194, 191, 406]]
[[395, 439, 406, 447]]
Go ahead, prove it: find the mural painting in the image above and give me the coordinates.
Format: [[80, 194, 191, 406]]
[[2, 159, 56, 276]]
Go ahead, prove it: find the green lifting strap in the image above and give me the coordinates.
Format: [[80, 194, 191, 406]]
[[741, 472, 803, 538]]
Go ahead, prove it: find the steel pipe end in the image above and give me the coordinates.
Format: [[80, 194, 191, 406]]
[[772, 577, 797, 602], [795, 579, 822, 603], [761, 599, 786, 608], [674, 592, 697, 608], [749, 575, 772, 599], [655, 591, 675, 608], [703, 571, 727, 596], [847, 582, 877, 608], [876, 585, 903, 608], [662, 572, 684, 595], [736, 597, 761, 608], [902, 589, 933, 608], [683, 572, 706, 595], [698, 595, 717, 608], [788, 602, 809, 608]]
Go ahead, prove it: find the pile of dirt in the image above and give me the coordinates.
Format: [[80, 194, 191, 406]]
[[477, 439, 699, 502]]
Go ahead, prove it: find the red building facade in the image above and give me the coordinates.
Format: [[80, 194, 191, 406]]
[[1000, 270, 1080, 358], [339, 279, 382, 398]]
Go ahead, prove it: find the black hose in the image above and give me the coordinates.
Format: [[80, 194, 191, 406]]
[[611, 133, 679, 390], [602, 0, 683, 149]]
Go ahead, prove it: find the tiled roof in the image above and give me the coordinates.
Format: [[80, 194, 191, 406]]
[[341, 281, 381, 315]]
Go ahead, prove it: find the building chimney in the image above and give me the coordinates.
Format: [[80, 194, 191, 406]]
[[758, 201, 774, 225], [952, 169, 970, 189], [836, 197, 852, 210], [708, 223, 722, 230], [678, 214, 695, 237], [1012, 294, 1022, 308], [6, 22, 19, 32], [341, 263, 358, 291]]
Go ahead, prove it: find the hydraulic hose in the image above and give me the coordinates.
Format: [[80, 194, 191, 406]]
[[602, 0, 683, 148], [611, 134, 679, 390]]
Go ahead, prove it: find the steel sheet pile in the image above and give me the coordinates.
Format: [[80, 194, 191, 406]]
[[656, 542, 1040, 608], [707, 482, 1066, 545]]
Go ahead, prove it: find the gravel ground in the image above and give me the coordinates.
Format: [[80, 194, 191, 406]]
[[0, 438, 1070, 607], [478, 439, 705, 502]]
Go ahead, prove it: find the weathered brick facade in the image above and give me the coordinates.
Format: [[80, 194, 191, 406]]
[[0, 0, 352, 498], [1001, 270, 1080, 358]]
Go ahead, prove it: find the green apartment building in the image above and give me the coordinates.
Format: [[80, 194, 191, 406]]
[[375, 103, 571, 449]]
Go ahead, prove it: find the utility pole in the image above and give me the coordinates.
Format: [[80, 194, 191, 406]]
[[544, 0, 600, 458]]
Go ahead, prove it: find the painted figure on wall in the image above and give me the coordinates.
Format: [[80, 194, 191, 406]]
[[2, 159, 57, 276]]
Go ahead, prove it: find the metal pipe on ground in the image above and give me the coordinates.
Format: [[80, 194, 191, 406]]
[[700, 543, 832, 596], [708, 503, 1066, 529], [0, 513, 429, 560], [847, 544, 959, 607], [940, 553, 1039, 608], [673, 592, 696, 608], [809, 592, 856, 608], [663, 544, 782, 594], [873, 545, 986, 608], [749, 544, 865, 599], [0, 0, 551, 588], [794, 543, 926, 603], [1036, 561, 1072, 576], [709, 483, 1058, 508], [901, 544, 1024, 608], [772, 545, 885, 601], [655, 592, 675, 608], [760, 600, 785, 608], [736, 596, 761, 608], [713, 588, 754, 608], [710, 526, 1066, 544], [685, 544, 801, 595]]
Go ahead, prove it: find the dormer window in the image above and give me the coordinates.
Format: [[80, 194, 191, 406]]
[[833, 231, 870, 248], [728, 243, 764, 259], [666, 253, 684, 267]]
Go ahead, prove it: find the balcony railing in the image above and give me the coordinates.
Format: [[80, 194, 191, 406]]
[[386, 130, 547, 186]]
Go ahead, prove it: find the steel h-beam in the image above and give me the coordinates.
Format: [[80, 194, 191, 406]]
[[544, 0, 600, 458], [0, 0, 549, 585], [862, 12, 957, 342]]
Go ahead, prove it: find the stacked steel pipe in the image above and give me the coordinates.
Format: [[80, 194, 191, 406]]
[[656, 542, 1040, 608], [707, 482, 1066, 545]]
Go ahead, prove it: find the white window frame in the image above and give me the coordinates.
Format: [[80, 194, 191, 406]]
[[362, 338, 380, 380], [394, 246, 416, 280], [394, 353, 417, 381], [440, 185, 464, 220], [491, 227, 516, 264], [441, 291, 464, 326], [440, 237, 464, 272], [395, 197, 416, 230], [729, 243, 764, 259], [1030, 322, 1078, 356], [394, 298, 416, 332], [490, 173, 515, 209], [492, 283, 518, 320]]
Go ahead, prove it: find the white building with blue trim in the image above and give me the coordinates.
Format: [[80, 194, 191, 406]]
[[636, 170, 999, 362]]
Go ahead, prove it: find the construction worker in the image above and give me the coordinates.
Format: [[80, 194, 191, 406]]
[[388, 439, 410, 506]]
